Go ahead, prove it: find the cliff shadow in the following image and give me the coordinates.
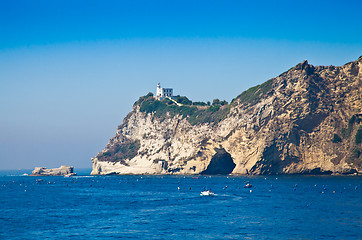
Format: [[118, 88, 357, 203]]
[[201, 147, 236, 175]]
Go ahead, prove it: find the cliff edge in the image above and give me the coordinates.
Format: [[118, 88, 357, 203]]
[[91, 57, 362, 175]]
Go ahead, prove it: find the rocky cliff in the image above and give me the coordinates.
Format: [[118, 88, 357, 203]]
[[91, 57, 362, 175]]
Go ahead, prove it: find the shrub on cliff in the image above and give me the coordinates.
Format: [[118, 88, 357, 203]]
[[192, 101, 207, 106], [173, 95, 192, 105], [212, 99, 228, 106], [134, 92, 154, 106], [332, 134, 342, 143]]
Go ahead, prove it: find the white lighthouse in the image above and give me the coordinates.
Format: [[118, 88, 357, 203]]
[[156, 83, 173, 100]]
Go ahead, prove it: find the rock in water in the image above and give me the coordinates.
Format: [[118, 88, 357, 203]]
[[91, 57, 362, 175], [30, 166, 76, 176]]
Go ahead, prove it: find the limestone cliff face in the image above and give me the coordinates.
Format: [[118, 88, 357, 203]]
[[91, 57, 362, 175]]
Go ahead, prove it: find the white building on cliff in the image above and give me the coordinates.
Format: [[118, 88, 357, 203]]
[[156, 83, 173, 100]]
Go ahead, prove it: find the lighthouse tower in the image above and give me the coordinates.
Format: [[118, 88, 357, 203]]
[[156, 83, 162, 98]]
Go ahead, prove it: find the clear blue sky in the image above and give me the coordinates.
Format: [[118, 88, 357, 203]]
[[1, 0, 361, 170]]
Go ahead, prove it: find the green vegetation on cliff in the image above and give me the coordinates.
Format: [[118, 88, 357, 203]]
[[97, 140, 140, 164], [135, 94, 230, 125], [173, 95, 192, 105], [232, 79, 274, 104], [332, 134, 342, 143], [356, 125, 362, 145], [343, 115, 362, 168], [342, 115, 362, 138]]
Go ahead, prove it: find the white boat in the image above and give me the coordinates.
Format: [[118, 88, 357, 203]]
[[244, 183, 252, 188], [200, 190, 215, 196]]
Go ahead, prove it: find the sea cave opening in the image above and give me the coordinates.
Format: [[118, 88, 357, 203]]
[[201, 147, 236, 175]]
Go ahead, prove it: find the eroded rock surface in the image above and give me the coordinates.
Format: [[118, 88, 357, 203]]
[[91, 57, 362, 175], [30, 166, 76, 176]]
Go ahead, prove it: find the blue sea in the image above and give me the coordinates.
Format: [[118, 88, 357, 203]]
[[0, 169, 361, 240]]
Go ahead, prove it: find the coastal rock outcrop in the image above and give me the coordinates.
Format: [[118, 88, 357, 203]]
[[91, 57, 362, 175], [30, 166, 76, 176]]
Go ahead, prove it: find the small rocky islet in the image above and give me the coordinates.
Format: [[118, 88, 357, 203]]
[[30, 166, 76, 176], [91, 57, 362, 176]]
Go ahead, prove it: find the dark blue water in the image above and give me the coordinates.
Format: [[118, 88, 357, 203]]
[[0, 170, 361, 239]]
